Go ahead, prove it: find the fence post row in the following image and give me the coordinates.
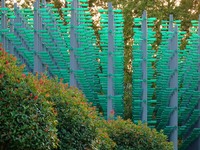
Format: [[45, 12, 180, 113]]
[[107, 2, 115, 119], [141, 10, 148, 123], [168, 15, 178, 150], [69, 0, 79, 87]]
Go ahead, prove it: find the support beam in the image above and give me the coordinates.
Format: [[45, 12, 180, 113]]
[[34, 0, 44, 73], [9, 16, 14, 54], [13, 3, 20, 58], [168, 15, 178, 150], [141, 10, 148, 123], [1, 0, 6, 50], [70, 0, 79, 87], [107, 2, 115, 120]]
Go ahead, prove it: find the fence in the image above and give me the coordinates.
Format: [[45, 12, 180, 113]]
[[1, 0, 200, 149]]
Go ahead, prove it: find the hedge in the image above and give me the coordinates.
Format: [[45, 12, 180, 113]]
[[26, 74, 115, 149], [106, 118, 174, 150], [0, 48, 58, 150]]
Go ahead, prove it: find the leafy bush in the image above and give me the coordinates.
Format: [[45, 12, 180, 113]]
[[0, 49, 58, 150], [0, 47, 114, 150], [106, 118, 174, 150], [26, 74, 115, 150]]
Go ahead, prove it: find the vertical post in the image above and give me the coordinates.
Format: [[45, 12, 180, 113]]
[[1, 0, 6, 50], [168, 15, 178, 150], [8, 1, 14, 55], [9, 16, 14, 54], [107, 2, 114, 120], [169, 15, 174, 32], [70, 0, 79, 87], [13, 3, 19, 57], [14, 3, 18, 28], [141, 10, 148, 122], [34, 0, 44, 73], [39, 0, 43, 58]]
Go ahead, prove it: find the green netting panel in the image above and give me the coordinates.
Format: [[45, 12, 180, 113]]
[[98, 8, 124, 117], [132, 16, 156, 126], [155, 20, 179, 139], [63, 0, 102, 106], [98, 10, 109, 109], [132, 18, 142, 123], [179, 128, 200, 150], [177, 21, 200, 149]]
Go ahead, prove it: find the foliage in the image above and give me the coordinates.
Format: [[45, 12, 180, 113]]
[[0, 46, 114, 150], [26, 70, 115, 149], [106, 118, 174, 150], [0, 47, 58, 150]]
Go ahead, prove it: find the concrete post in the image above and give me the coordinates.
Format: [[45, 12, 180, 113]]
[[168, 15, 178, 150], [141, 10, 148, 122], [34, 0, 44, 73], [107, 2, 115, 120], [70, 0, 79, 87], [1, 0, 6, 50]]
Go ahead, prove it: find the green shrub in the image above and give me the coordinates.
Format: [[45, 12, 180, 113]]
[[106, 118, 173, 150], [26, 75, 115, 150], [0, 49, 58, 150]]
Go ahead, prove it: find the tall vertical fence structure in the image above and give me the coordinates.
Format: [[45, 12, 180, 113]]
[[132, 11, 157, 126], [132, 12, 200, 150], [177, 15, 200, 150], [1, 0, 200, 149], [156, 15, 179, 150], [0, 0, 124, 119], [98, 3, 124, 119]]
